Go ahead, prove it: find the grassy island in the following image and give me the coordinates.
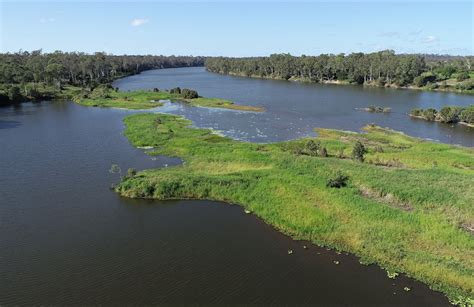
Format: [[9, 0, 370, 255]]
[[74, 86, 264, 111], [114, 112, 473, 304]]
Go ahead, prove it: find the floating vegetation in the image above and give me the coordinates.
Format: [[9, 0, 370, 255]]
[[387, 270, 399, 279]]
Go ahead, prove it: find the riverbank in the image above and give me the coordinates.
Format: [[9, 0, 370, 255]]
[[209, 70, 474, 95], [114, 112, 473, 305]]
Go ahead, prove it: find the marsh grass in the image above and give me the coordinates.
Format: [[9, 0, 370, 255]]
[[116, 113, 474, 303], [75, 89, 263, 111]]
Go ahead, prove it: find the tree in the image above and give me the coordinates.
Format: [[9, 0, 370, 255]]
[[181, 88, 199, 99], [456, 71, 470, 81], [352, 141, 367, 162], [422, 108, 437, 121], [437, 106, 462, 123], [459, 106, 474, 124]]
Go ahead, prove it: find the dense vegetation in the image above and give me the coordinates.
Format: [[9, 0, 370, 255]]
[[410, 105, 474, 126], [74, 86, 263, 112], [0, 50, 204, 105], [205, 51, 474, 93], [115, 112, 473, 304]]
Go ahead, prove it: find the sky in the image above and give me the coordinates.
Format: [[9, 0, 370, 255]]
[[0, 1, 472, 56]]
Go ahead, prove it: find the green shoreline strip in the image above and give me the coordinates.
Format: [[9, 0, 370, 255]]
[[115, 113, 473, 305]]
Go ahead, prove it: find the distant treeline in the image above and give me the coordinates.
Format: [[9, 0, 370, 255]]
[[205, 51, 473, 90], [0, 50, 205, 105]]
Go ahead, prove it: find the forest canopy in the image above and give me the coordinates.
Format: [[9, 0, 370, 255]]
[[205, 51, 473, 89]]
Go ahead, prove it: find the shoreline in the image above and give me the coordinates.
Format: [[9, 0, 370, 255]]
[[209, 70, 474, 95], [409, 114, 474, 128]]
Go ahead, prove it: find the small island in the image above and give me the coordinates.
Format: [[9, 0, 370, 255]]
[[409, 105, 474, 127], [356, 106, 392, 113], [74, 85, 264, 112]]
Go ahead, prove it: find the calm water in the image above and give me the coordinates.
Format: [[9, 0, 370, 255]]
[[114, 67, 473, 146], [0, 68, 461, 304]]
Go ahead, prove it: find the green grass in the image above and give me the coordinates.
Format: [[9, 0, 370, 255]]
[[115, 113, 474, 304], [75, 89, 264, 111]]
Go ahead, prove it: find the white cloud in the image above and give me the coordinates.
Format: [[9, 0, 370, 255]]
[[40, 17, 55, 23], [422, 35, 439, 43], [130, 18, 149, 27]]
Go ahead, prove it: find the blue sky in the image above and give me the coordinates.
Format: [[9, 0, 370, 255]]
[[1, 1, 472, 56]]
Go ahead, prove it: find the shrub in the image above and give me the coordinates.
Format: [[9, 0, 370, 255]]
[[127, 168, 137, 177], [181, 88, 199, 99], [376, 78, 386, 87], [459, 105, 474, 124], [456, 71, 470, 82], [305, 140, 320, 156], [425, 82, 438, 90], [410, 108, 423, 117], [455, 80, 474, 91], [319, 147, 328, 157], [8, 86, 22, 102], [169, 87, 181, 94], [422, 108, 437, 121], [352, 141, 367, 162], [437, 106, 462, 123], [326, 172, 349, 188], [90, 85, 111, 99], [414, 72, 437, 87]]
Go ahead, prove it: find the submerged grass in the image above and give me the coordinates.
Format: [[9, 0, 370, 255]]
[[75, 90, 263, 111], [115, 113, 474, 304]]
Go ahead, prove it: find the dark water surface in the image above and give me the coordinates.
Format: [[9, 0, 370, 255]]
[[0, 83, 454, 304], [114, 67, 473, 146]]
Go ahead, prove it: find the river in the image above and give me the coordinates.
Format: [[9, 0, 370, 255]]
[[114, 67, 473, 146], [2, 66, 468, 304]]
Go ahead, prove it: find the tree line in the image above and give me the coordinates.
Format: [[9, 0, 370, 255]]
[[205, 51, 473, 88], [0, 50, 205, 104]]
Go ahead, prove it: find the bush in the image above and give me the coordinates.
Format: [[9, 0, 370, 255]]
[[305, 140, 320, 156], [127, 168, 137, 177], [437, 106, 462, 123], [8, 86, 23, 102], [456, 71, 470, 82], [326, 172, 349, 188], [319, 147, 328, 157], [422, 108, 437, 121], [169, 87, 181, 94], [376, 78, 386, 87], [181, 88, 199, 99], [459, 105, 474, 124], [410, 108, 423, 117], [455, 80, 474, 91], [414, 72, 437, 87], [90, 85, 111, 99], [425, 82, 438, 90], [352, 141, 367, 162]]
